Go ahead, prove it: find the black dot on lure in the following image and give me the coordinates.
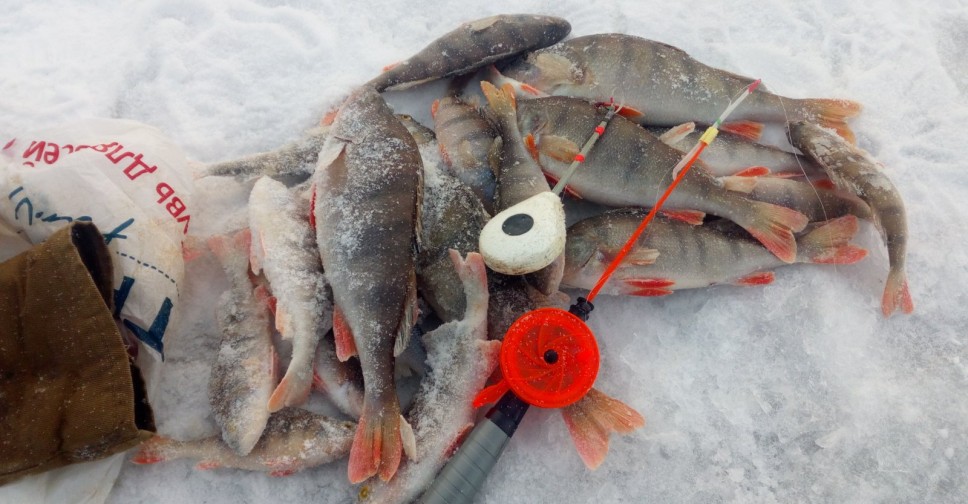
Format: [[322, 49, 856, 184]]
[[501, 213, 534, 236]]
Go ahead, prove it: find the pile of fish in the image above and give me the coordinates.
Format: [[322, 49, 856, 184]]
[[132, 12, 914, 503]]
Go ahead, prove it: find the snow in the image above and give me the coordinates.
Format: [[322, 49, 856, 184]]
[[2, 0, 967, 503]]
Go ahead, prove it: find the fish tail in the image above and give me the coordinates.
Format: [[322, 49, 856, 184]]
[[798, 215, 869, 264], [735, 200, 809, 264], [347, 399, 403, 483], [798, 98, 863, 144], [130, 435, 184, 465], [882, 269, 914, 317], [267, 364, 314, 412], [560, 388, 645, 470], [480, 80, 517, 129], [449, 249, 490, 315]]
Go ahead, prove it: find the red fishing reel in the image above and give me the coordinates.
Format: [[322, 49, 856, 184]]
[[475, 304, 599, 409]]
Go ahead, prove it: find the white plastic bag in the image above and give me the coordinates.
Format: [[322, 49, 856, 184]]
[[0, 118, 192, 361]]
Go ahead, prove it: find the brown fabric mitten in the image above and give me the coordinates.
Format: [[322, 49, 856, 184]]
[[0, 222, 155, 486]]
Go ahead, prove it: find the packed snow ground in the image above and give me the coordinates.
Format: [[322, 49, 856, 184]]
[[2, 0, 968, 502]]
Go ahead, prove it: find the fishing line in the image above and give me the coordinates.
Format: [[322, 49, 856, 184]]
[[586, 79, 762, 302]]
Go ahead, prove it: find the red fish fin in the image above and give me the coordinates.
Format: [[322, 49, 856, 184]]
[[430, 99, 440, 119], [625, 248, 660, 266], [660, 209, 705, 225], [538, 134, 580, 163], [312, 369, 326, 391], [393, 275, 418, 357], [560, 388, 645, 470], [348, 403, 403, 483], [382, 61, 400, 73], [195, 460, 221, 471], [624, 278, 674, 297], [733, 166, 771, 177], [721, 120, 764, 141], [321, 108, 339, 126], [813, 179, 838, 191], [734, 271, 775, 286], [882, 270, 914, 316], [206, 228, 252, 265], [741, 202, 809, 264], [130, 436, 175, 465], [473, 379, 510, 408], [798, 215, 866, 264], [543, 171, 582, 199], [803, 98, 863, 145], [274, 304, 288, 337], [721, 175, 758, 194], [616, 106, 645, 121], [333, 306, 358, 362], [657, 122, 695, 145]]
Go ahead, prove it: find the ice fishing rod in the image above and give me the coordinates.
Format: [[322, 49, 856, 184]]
[[421, 80, 760, 504]]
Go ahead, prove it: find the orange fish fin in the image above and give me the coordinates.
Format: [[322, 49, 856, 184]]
[[882, 270, 914, 317], [560, 388, 645, 470], [524, 134, 540, 162], [660, 209, 705, 225], [538, 134, 580, 163], [733, 166, 771, 177], [130, 436, 174, 465], [520, 82, 544, 96], [321, 108, 339, 126], [543, 171, 582, 199], [721, 175, 758, 194], [500, 83, 517, 109], [195, 461, 221, 471], [430, 99, 440, 119], [741, 202, 809, 264], [348, 403, 403, 483], [309, 183, 317, 230], [268, 369, 312, 412], [312, 369, 326, 391], [625, 248, 660, 266], [657, 122, 695, 145], [798, 215, 867, 265], [333, 306, 358, 362], [382, 61, 400, 73], [734, 271, 775, 286], [606, 104, 644, 121], [625, 278, 674, 288], [721, 120, 764, 141], [805, 98, 862, 145]]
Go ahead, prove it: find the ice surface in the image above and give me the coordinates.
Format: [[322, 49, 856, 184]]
[[2, 0, 967, 503]]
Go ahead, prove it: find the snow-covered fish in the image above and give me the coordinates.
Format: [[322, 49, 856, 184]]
[[201, 126, 329, 181], [312, 332, 365, 419], [562, 210, 867, 296], [131, 408, 355, 477], [482, 81, 565, 295], [248, 177, 331, 412], [314, 86, 422, 483], [366, 14, 570, 92], [731, 175, 873, 223], [788, 121, 913, 316], [359, 251, 500, 504], [207, 230, 276, 456], [499, 33, 862, 142], [651, 122, 825, 178], [417, 154, 490, 322], [431, 92, 499, 213], [515, 96, 809, 263]]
